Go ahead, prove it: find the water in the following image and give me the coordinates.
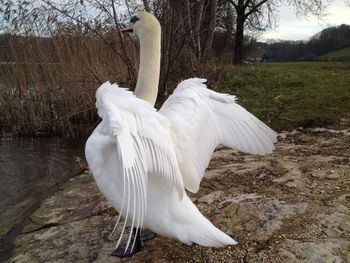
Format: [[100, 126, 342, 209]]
[[0, 133, 85, 260]]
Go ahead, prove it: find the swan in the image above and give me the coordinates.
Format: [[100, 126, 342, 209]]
[[85, 11, 277, 257]]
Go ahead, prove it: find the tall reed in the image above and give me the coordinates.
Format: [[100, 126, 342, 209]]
[[0, 28, 138, 138]]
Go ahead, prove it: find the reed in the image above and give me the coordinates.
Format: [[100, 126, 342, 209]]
[[0, 28, 139, 138]]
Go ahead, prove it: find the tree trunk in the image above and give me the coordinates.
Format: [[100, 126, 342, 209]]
[[233, 0, 246, 64], [234, 15, 244, 64], [194, 0, 205, 59], [183, 0, 197, 50], [202, 0, 217, 67]]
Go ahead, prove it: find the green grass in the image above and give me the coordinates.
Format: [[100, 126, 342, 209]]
[[217, 62, 350, 131], [319, 46, 350, 61]]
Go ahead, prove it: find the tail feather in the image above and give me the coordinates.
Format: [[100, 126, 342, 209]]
[[172, 196, 237, 247], [186, 215, 237, 247]]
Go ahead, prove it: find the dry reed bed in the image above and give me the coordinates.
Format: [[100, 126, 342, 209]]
[[0, 31, 138, 138]]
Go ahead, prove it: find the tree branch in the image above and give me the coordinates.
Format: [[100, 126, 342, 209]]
[[110, 0, 136, 82], [229, 0, 238, 10], [245, 0, 268, 18]]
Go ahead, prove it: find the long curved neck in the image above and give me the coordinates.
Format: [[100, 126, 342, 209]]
[[134, 30, 161, 106]]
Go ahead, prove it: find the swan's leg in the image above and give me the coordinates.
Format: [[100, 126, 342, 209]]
[[140, 229, 156, 241], [111, 228, 142, 257]]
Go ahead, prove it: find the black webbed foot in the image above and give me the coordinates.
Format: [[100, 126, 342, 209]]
[[111, 228, 142, 258], [140, 229, 156, 241]]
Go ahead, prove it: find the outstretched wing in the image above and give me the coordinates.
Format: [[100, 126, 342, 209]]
[[91, 82, 184, 250], [159, 78, 277, 193]]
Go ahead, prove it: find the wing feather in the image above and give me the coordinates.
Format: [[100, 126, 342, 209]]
[[159, 78, 277, 193], [94, 82, 184, 251]]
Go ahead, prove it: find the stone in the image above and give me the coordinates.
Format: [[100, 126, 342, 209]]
[[220, 193, 262, 204], [325, 171, 341, 179], [198, 191, 224, 205]]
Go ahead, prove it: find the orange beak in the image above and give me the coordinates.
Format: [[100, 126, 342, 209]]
[[122, 23, 133, 33]]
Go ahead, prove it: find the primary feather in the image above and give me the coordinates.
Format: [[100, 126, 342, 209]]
[[159, 78, 277, 193]]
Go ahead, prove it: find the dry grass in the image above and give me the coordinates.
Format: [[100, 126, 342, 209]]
[[0, 29, 138, 138]]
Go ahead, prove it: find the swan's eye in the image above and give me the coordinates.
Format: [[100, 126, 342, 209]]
[[130, 16, 139, 24]]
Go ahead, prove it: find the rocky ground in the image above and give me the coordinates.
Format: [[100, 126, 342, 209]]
[[3, 125, 350, 263]]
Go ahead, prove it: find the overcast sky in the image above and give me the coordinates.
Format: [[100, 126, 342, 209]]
[[260, 0, 350, 41]]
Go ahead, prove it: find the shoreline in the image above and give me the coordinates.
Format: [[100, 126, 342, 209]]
[[3, 127, 350, 263]]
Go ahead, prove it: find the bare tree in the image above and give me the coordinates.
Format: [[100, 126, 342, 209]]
[[227, 0, 337, 64], [228, 0, 276, 64], [173, 0, 219, 69]]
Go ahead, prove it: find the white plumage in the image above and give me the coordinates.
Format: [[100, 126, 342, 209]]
[[85, 11, 277, 254], [159, 78, 277, 193]]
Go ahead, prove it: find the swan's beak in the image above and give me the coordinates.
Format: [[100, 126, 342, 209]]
[[122, 24, 133, 33]]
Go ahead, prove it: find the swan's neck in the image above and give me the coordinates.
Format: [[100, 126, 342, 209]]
[[134, 30, 161, 106]]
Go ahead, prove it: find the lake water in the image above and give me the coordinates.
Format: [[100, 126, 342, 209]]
[[0, 133, 85, 260]]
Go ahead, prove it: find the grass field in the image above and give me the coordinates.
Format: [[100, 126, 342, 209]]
[[217, 61, 350, 131], [319, 46, 350, 60]]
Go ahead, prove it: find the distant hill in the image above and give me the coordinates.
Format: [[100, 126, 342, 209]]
[[319, 46, 350, 61], [260, 24, 350, 62]]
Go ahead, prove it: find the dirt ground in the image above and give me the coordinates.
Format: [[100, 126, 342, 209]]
[[5, 122, 350, 263]]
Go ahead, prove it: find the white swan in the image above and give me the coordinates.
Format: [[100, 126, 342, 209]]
[[85, 11, 277, 257]]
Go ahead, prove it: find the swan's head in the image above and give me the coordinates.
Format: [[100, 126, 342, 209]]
[[122, 11, 160, 39]]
